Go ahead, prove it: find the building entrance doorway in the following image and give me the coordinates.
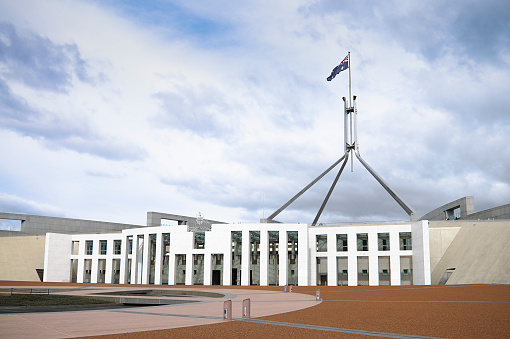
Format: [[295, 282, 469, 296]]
[[320, 275, 327, 286], [232, 268, 238, 285], [212, 270, 221, 285]]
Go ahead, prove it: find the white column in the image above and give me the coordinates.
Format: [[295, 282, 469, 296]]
[[168, 253, 176, 285], [119, 234, 129, 284], [348, 255, 357, 286], [142, 234, 150, 284], [77, 258, 84, 283], [259, 230, 269, 286], [105, 239, 113, 284], [241, 229, 250, 286], [368, 232, 378, 286], [203, 252, 212, 285], [347, 230, 357, 286], [185, 254, 193, 285], [91, 239, 98, 283], [154, 233, 163, 285], [327, 233, 336, 286], [391, 254, 401, 285], [390, 230, 401, 285], [77, 239, 85, 283], [297, 229, 308, 286], [279, 231, 288, 286], [224, 234, 232, 286], [130, 236, 138, 284]]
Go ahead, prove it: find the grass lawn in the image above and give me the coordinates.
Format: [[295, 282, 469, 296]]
[[0, 294, 116, 307]]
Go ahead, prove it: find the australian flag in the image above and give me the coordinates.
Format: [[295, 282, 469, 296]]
[[327, 54, 349, 81]]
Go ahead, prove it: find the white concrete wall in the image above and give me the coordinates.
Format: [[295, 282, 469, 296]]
[[411, 221, 431, 285], [308, 223, 424, 286], [43, 233, 72, 282], [44, 221, 430, 286]]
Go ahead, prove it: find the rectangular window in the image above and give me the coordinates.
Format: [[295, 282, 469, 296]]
[[400, 255, 413, 285], [399, 232, 412, 250], [0, 219, 22, 231], [337, 257, 348, 286], [357, 233, 368, 251], [379, 256, 391, 286], [336, 234, 348, 251], [357, 256, 369, 285], [114, 240, 122, 255], [162, 233, 170, 285], [100, 240, 107, 255], [71, 241, 80, 255], [127, 236, 133, 255], [316, 234, 327, 252], [85, 241, 93, 255], [378, 233, 390, 251], [194, 232, 205, 249]]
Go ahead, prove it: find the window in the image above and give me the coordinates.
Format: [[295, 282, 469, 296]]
[[100, 240, 107, 255], [71, 241, 79, 255], [336, 234, 348, 251], [127, 236, 133, 255], [316, 234, 327, 252], [357, 233, 368, 251], [378, 233, 390, 251], [403, 269, 409, 275], [399, 232, 412, 250], [194, 232, 205, 249], [114, 240, 121, 255], [85, 241, 93, 255], [382, 269, 389, 276], [342, 270, 348, 275], [362, 269, 368, 276]]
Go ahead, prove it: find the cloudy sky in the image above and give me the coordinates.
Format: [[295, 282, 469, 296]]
[[0, 0, 509, 227]]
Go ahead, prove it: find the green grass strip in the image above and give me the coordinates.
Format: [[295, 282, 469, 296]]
[[0, 294, 116, 307]]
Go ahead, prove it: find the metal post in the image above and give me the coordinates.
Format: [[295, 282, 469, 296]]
[[316, 289, 321, 301], [348, 51, 352, 107], [242, 298, 251, 319], [353, 96, 359, 153], [223, 300, 232, 321], [312, 154, 349, 226], [265, 155, 345, 222], [343, 97, 348, 154], [284, 285, 288, 293], [290, 285, 293, 293]]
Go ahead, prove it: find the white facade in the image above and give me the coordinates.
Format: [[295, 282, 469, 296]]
[[44, 221, 430, 286]]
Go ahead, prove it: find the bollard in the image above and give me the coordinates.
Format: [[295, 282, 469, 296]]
[[290, 285, 293, 293], [223, 300, 232, 321], [242, 298, 251, 319], [316, 289, 321, 301], [284, 285, 288, 293]]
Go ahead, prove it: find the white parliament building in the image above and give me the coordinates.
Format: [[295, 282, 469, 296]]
[[42, 216, 430, 287], [2, 197, 509, 286]]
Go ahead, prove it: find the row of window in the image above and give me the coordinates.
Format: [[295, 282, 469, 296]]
[[74, 231, 412, 256], [73, 240, 122, 256], [316, 232, 412, 252]]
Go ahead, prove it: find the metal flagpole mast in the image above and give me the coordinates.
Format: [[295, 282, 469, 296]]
[[348, 51, 352, 107]]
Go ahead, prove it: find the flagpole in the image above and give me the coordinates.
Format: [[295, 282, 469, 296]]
[[348, 51, 352, 107]]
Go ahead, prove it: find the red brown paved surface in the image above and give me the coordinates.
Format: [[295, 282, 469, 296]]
[[1, 282, 509, 338]]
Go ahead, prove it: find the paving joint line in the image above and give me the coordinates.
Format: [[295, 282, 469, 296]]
[[236, 318, 444, 339]]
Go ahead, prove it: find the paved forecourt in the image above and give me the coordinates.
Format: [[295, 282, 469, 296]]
[[0, 284, 318, 339]]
